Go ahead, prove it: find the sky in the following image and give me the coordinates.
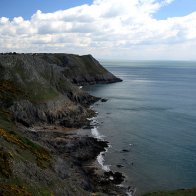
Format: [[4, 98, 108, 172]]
[[0, 0, 196, 60]]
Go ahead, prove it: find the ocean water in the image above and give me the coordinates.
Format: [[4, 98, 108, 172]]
[[84, 61, 196, 194]]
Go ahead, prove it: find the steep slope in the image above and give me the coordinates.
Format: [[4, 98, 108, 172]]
[[0, 53, 121, 127], [0, 53, 125, 195], [36, 53, 122, 85]]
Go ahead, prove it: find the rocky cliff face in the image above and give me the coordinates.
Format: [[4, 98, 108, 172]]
[[0, 53, 125, 195], [0, 53, 121, 128], [42, 53, 122, 85]]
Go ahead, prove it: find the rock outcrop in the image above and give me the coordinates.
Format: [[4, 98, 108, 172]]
[[0, 53, 125, 195], [0, 53, 121, 128]]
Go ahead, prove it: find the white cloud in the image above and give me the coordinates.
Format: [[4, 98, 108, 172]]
[[0, 17, 9, 24], [0, 0, 196, 60]]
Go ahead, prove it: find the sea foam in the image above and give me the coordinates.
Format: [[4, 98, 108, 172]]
[[97, 151, 110, 172], [91, 127, 104, 140], [90, 117, 110, 171]]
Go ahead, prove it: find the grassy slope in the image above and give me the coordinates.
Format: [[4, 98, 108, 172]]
[[144, 188, 196, 196], [0, 55, 118, 196], [0, 56, 92, 195], [0, 81, 52, 195], [0, 80, 89, 195], [10, 56, 60, 103]]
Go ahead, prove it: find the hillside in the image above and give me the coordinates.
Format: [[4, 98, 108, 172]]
[[0, 53, 121, 127], [0, 53, 124, 195]]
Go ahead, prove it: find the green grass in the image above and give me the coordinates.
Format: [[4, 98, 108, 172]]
[[0, 79, 59, 104], [143, 188, 196, 196], [0, 183, 32, 196], [0, 109, 53, 195], [26, 81, 59, 103], [0, 127, 51, 169], [0, 79, 52, 168], [80, 55, 106, 74], [0, 148, 12, 178], [0, 80, 24, 107], [0, 108, 51, 169]]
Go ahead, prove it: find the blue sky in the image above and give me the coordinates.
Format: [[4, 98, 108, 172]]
[[155, 0, 196, 19], [0, 0, 92, 19], [0, 0, 196, 60], [1, 0, 196, 20]]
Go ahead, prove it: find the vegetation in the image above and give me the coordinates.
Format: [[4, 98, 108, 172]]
[[0, 79, 51, 168], [0, 80, 24, 107], [144, 188, 196, 196], [27, 82, 59, 103], [0, 183, 31, 196], [0, 128, 51, 168], [0, 53, 121, 195], [0, 112, 52, 195], [0, 148, 12, 177]]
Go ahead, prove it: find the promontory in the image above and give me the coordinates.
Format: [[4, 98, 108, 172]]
[[0, 53, 126, 195]]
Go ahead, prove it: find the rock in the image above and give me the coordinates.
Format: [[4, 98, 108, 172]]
[[55, 53, 123, 85], [0, 53, 126, 195], [83, 125, 94, 129], [121, 149, 130, 153], [0, 53, 122, 128], [101, 98, 108, 102], [104, 171, 125, 185], [116, 164, 124, 168]]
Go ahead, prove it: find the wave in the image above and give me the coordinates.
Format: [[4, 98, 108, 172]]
[[97, 151, 110, 172], [89, 116, 136, 195], [89, 117, 111, 171], [91, 127, 104, 140], [91, 127, 110, 171]]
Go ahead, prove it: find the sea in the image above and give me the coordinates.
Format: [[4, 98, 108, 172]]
[[84, 61, 196, 195]]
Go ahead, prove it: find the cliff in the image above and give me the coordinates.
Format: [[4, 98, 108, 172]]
[[0, 53, 121, 128], [0, 53, 125, 195]]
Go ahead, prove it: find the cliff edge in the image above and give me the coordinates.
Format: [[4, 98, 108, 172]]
[[0, 53, 125, 195], [0, 53, 121, 128]]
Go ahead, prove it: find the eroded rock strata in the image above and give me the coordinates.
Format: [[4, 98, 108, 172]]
[[0, 53, 125, 195]]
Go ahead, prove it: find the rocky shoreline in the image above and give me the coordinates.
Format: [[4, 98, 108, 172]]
[[0, 53, 127, 195], [18, 123, 129, 195]]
